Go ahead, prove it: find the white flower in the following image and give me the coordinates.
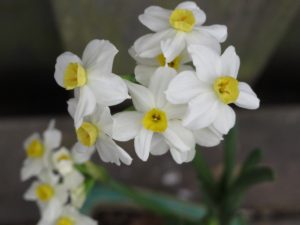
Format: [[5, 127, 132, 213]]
[[24, 173, 68, 223], [113, 67, 196, 164], [52, 147, 84, 191], [133, 1, 227, 63], [129, 47, 192, 86], [193, 126, 223, 147], [54, 39, 130, 128], [166, 45, 260, 134], [21, 120, 61, 181], [37, 206, 97, 225], [68, 100, 132, 166]]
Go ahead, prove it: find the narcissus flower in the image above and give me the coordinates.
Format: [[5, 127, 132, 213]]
[[129, 47, 192, 86], [24, 174, 68, 223], [134, 1, 227, 63], [21, 121, 61, 181], [68, 100, 132, 166], [113, 67, 196, 164], [166, 45, 260, 134], [52, 147, 84, 190], [37, 206, 97, 225], [54, 39, 129, 128]]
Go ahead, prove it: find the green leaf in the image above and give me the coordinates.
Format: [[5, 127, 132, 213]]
[[122, 74, 137, 83], [240, 148, 263, 174], [82, 184, 207, 222], [193, 148, 216, 204]]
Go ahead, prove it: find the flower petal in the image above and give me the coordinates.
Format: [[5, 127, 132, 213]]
[[170, 147, 196, 164], [176, 1, 206, 25], [150, 134, 169, 156], [134, 65, 157, 86], [161, 32, 186, 63], [213, 104, 236, 134], [201, 25, 228, 43], [187, 44, 220, 83], [220, 46, 240, 78], [235, 82, 260, 109], [163, 103, 187, 120], [166, 70, 208, 104], [74, 86, 96, 128], [163, 120, 195, 152], [183, 92, 219, 129], [129, 47, 158, 66], [126, 81, 155, 112], [134, 128, 153, 161], [149, 67, 177, 108], [96, 135, 132, 165], [112, 111, 143, 141], [71, 143, 95, 164], [134, 29, 175, 58], [67, 98, 77, 119], [139, 6, 171, 32], [88, 73, 129, 106], [43, 121, 62, 150], [82, 39, 118, 75], [21, 160, 43, 181], [54, 52, 82, 88], [23, 181, 38, 201], [193, 126, 223, 147]]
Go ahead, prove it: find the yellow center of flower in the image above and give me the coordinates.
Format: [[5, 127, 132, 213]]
[[57, 154, 71, 162], [64, 63, 87, 90], [26, 140, 44, 158], [76, 122, 99, 147], [142, 108, 168, 133], [35, 183, 55, 202], [56, 217, 75, 225], [213, 76, 239, 104], [156, 54, 181, 70], [169, 9, 195, 32]]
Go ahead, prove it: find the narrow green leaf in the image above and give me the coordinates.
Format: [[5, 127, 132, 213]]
[[240, 148, 263, 174], [122, 74, 137, 83]]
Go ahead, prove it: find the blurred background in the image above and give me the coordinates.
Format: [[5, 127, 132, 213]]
[[0, 0, 299, 224]]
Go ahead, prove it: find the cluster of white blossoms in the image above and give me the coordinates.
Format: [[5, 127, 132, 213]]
[[52, 1, 259, 165], [21, 121, 97, 225]]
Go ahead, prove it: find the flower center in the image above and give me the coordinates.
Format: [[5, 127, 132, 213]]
[[56, 217, 74, 225], [76, 122, 99, 147], [26, 140, 44, 158], [213, 76, 239, 104], [142, 108, 168, 133], [169, 9, 195, 32], [156, 54, 181, 70], [35, 183, 55, 202], [64, 63, 87, 90]]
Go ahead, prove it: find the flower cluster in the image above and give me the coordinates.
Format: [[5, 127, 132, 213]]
[[21, 121, 97, 225], [54, 1, 258, 165]]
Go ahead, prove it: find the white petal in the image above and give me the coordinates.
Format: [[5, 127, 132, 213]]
[[236, 82, 260, 109], [193, 126, 223, 147], [201, 25, 228, 43], [133, 29, 175, 58], [183, 92, 219, 129], [166, 70, 208, 104], [63, 171, 84, 189], [43, 125, 62, 150], [67, 98, 77, 119], [213, 104, 236, 134], [21, 159, 43, 181], [150, 134, 169, 156], [71, 143, 95, 164], [74, 86, 96, 128], [163, 103, 187, 120], [187, 30, 221, 55], [149, 67, 177, 108], [163, 120, 195, 152], [24, 181, 38, 201], [170, 147, 196, 164], [187, 44, 220, 83], [220, 46, 240, 78], [112, 111, 143, 141], [161, 32, 186, 63], [88, 73, 129, 106], [89, 105, 113, 136], [54, 52, 82, 88], [176, 1, 206, 25], [96, 135, 132, 165], [134, 128, 153, 161], [134, 65, 157, 86], [126, 81, 155, 112], [41, 199, 63, 223], [139, 6, 171, 32], [82, 39, 118, 74], [129, 47, 158, 66]]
